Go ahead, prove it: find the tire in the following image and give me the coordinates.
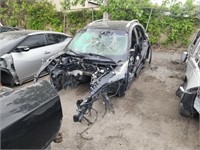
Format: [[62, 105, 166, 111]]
[[179, 93, 197, 117], [1, 71, 15, 87]]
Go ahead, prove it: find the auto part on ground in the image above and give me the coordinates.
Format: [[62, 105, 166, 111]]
[[35, 19, 151, 123], [0, 80, 63, 149]]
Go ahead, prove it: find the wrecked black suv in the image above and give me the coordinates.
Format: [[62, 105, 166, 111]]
[[35, 20, 151, 122]]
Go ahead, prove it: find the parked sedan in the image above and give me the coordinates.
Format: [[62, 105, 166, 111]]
[[176, 30, 200, 117], [0, 30, 72, 86]]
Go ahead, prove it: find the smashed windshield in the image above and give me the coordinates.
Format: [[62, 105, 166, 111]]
[[66, 29, 128, 61]]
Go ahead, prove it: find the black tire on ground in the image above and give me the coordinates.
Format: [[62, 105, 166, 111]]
[[1, 71, 15, 87]]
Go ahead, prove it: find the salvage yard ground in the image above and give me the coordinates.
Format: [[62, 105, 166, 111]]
[[18, 51, 200, 150]]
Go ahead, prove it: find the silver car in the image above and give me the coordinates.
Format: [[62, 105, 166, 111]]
[[176, 31, 200, 117], [0, 30, 72, 86]]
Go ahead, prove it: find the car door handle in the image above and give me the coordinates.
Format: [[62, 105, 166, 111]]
[[45, 51, 50, 54]]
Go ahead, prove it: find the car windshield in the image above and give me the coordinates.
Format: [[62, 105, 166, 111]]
[[66, 29, 128, 62]]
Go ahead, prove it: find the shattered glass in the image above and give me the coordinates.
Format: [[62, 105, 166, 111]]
[[66, 29, 128, 61]]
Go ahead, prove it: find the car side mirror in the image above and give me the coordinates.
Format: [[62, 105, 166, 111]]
[[181, 52, 188, 63], [16, 46, 30, 52]]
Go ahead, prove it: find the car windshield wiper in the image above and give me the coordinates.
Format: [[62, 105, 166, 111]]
[[81, 52, 117, 64], [67, 49, 85, 57]]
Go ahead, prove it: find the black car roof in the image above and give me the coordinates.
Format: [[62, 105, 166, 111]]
[[85, 20, 139, 32]]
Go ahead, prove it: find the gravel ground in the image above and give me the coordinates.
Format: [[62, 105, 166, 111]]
[[50, 51, 199, 150]]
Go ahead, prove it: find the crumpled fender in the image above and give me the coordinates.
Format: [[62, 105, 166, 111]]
[[108, 60, 128, 83]]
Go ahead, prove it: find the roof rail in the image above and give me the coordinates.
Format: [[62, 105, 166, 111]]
[[126, 19, 139, 28], [88, 19, 110, 26]]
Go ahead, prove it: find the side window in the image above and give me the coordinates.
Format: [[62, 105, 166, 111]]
[[59, 35, 68, 42], [19, 34, 46, 49], [135, 26, 145, 50], [46, 34, 67, 45], [131, 29, 137, 49], [135, 26, 145, 41]]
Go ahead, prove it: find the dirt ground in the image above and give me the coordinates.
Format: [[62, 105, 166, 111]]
[[48, 51, 199, 150]]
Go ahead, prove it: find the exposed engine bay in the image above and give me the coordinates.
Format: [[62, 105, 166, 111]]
[[35, 52, 134, 123]]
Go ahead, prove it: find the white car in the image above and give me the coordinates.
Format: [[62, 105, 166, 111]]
[[176, 31, 200, 117], [0, 30, 72, 86]]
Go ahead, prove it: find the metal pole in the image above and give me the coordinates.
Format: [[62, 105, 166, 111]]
[[146, 8, 153, 31], [103, 0, 108, 20], [92, 8, 94, 21], [63, 12, 66, 33]]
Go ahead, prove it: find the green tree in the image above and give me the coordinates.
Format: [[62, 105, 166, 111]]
[[0, 0, 33, 27], [27, 0, 61, 31], [0, 0, 62, 31]]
